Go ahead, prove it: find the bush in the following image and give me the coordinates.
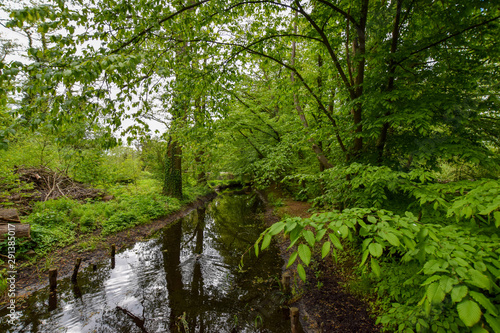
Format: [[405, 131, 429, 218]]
[[258, 208, 500, 332], [30, 224, 75, 254]]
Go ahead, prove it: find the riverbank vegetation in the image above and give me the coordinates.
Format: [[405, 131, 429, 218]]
[[1, 0, 499, 331], [0, 129, 209, 295]]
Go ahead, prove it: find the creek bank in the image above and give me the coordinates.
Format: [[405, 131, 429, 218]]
[[256, 188, 381, 333], [1, 191, 217, 307]]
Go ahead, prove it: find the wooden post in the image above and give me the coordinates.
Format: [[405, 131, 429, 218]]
[[49, 268, 57, 291], [71, 258, 82, 283], [48, 290, 57, 311], [111, 244, 116, 257], [290, 307, 299, 333], [282, 272, 291, 294]]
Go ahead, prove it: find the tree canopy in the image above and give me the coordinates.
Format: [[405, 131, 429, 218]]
[[1, 0, 499, 331]]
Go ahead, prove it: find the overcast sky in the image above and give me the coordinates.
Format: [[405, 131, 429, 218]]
[[1, 4, 168, 143]]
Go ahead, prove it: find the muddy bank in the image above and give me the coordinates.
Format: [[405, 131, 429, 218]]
[[256, 189, 380, 333], [2, 192, 217, 306]]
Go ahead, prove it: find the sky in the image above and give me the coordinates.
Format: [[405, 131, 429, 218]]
[[1, 3, 168, 143]]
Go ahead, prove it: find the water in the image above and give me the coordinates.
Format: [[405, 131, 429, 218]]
[[1, 192, 290, 332]]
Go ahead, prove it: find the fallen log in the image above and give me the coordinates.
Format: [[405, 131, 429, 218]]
[[0, 223, 31, 241], [0, 209, 20, 223]]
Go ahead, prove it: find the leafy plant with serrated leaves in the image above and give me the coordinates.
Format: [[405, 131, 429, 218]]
[[255, 207, 500, 332]]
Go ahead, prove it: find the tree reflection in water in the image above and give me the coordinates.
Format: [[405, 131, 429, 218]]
[[0, 193, 289, 333]]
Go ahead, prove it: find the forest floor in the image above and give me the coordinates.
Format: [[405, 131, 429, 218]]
[[0, 192, 217, 307], [259, 187, 381, 333]]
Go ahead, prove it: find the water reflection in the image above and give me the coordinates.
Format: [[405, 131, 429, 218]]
[[0, 193, 289, 332]]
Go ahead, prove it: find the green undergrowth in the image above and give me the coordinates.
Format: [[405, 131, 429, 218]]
[[0, 175, 210, 265], [256, 173, 500, 333]]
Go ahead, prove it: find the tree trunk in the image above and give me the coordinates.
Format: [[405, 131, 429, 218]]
[[376, 0, 403, 162], [0, 209, 20, 223], [291, 13, 333, 170], [195, 150, 206, 185], [163, 138, 183, 199], [0, 223, 31, 241], [351, 0, 369, 158]]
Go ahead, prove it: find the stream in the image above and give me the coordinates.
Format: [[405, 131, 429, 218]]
[[1, 191, 291, 332]]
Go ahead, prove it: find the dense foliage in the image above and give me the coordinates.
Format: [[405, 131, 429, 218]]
[[1, 0, 499, 331]]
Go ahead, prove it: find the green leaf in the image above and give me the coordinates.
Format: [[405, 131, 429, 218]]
[[469, 291, 498, 316], [494, 211, 500, 228], [303, 230, 315, 247], [451, 285, 468, 303], [467, 269, 492, 291], [331, 247, 338, 263], [268, 222, 285, 236], [371, 257, 381, 278], [316, 229, 327, 242], [254, 243, 259, 257], [360, 249, 370, 267], [384, 232, 400, 247], [297, 263, 306, 282], [368, 243, 383, 257], [439, 275, 456, 293], [457, 300, 482, 327], [339, 225, 349, 238], [285, 221, 298, 233], [472, 326, 489, 333], [329, 233, 343, 250], [484, 313, 500, 333], [426, 282, 446, 304], [298, 244, 311, 266], [261, 233, 272, 251], [421, 275, 441, 286], [321, 241, 331, 259], [287, 252, 298, 268]]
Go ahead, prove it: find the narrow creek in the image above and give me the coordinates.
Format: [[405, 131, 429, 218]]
[[1, 191, 291, 332]]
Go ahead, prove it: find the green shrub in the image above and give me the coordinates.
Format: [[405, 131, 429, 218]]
[[30, 224, 75, 254], [102, 211, 141, 235], [257, 207, 500, 332]]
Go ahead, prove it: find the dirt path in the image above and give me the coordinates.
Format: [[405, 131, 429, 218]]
[[258, 190, 381, 333]]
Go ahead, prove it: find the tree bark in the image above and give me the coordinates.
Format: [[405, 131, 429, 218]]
[[163, 138, 183, 199], [0, 223, 31, 241], [376, 0, 403, 162], [351, 0, 369, 157], [0, 209, 20, 223], [291, 12, 333, 170]]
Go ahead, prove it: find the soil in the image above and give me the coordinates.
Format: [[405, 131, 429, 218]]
[[257, 189, 381, 333]]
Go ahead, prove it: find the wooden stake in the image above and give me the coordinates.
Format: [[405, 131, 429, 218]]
[[111, 244, 116, 257], [49, 268, 57, 291], [290, 307, 299, 333], [71, 258, 82, 283], [282, 272, 291, 294], [48, 290, 57, 311]]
